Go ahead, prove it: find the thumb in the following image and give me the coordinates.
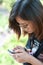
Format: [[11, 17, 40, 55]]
[[27, 49, 32, 52], [24, 48, 32, 52]]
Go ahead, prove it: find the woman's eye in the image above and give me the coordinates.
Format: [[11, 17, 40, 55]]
[[19, 23, 28, 29]]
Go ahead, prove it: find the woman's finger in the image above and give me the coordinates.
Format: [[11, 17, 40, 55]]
[[26, 49, 32, 52], [13, 46, 24, 51], [15, 49, 23, 53], [12, 53, 20, 60], [24, 47, 31, 53]]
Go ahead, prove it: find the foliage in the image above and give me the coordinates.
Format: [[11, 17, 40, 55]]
[[0, 33, 28, 65], [0, 0, 3, 4], [0, 15, 8, 28], [0, 14, 28, 65], [2, 0, 16, 11]]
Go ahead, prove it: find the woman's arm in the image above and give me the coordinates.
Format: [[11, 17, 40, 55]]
[[11, 46, 43, 65], [27, 55, 43, 65]]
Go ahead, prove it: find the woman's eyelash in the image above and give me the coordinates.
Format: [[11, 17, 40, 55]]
[[19, 24, 28, 28]]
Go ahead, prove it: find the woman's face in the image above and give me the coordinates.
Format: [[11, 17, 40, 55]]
[[16, 17, 37, 34]]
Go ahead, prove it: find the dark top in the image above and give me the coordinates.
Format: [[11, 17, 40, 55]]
[[23, 37, 43, 65]]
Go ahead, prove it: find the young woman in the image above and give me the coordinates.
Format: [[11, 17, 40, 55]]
[[9, 0, 43, 65]]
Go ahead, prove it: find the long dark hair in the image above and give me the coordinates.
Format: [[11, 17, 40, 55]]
[[9, 0, 43, 40]]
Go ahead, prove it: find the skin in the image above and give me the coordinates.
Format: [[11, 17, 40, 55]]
[[16, 16, 39, 38], [16, 17, 37, 34], [11, 17, 43, 65], [12, 46, 43, 65]]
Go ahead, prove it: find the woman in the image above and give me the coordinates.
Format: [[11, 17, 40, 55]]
[[9, 0, 43, 65]]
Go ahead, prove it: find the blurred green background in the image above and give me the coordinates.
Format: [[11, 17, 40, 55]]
[[0, 0, 43, 65]]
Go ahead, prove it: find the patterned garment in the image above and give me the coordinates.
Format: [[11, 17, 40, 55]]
[[38, 51, 43, 62], [23, 38, 43, 65]]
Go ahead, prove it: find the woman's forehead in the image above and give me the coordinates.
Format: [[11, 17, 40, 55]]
[[16, 16, 31, 24], [16, 16, 26, 23]]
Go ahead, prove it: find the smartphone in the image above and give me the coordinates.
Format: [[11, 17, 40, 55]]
[[8, 48, 29, 54], [8, 49, 16, 54]]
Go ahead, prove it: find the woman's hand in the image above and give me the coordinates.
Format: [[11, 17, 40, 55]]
[[11, 46, 31, 63], [10, 46, 43, 65]]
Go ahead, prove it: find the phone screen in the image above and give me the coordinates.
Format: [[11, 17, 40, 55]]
[[8, 50, 16, 54]]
